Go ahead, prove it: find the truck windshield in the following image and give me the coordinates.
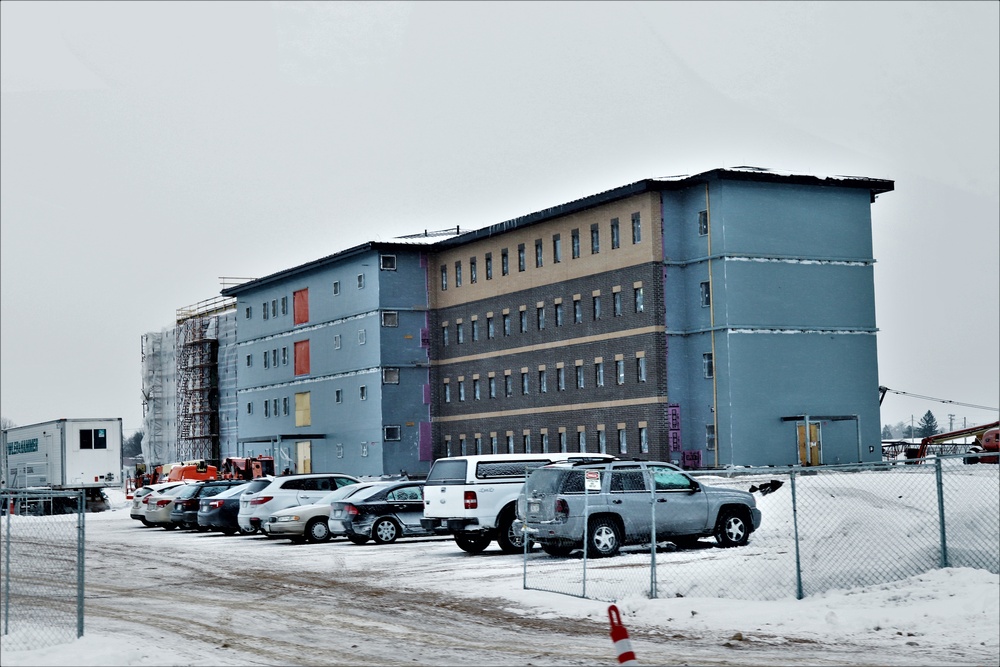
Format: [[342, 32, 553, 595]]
[[425, 460, 467, 484]]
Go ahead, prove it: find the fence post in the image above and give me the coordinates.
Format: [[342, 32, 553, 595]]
[[77, 489, 85, 638], [934, 457, 949, 569], [649, 469, 657, 599], [791, 471, 804, 600], [3, 493, 11, 636]]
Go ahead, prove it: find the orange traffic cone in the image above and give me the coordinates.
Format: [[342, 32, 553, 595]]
[[608, 604, 637, 665]]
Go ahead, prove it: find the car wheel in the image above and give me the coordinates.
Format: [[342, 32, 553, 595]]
[[496, 510, 531, 554], [305, 517, 331, 543], [714, 509, 750, 548], [454, 532, 492, 554], [541, 543, 575, 557], [348, 534, 370, 545], [372, 518, 400, 545], [587, 518, 621, 558]]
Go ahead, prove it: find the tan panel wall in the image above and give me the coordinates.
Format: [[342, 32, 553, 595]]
[[430, 192, 662, 309]]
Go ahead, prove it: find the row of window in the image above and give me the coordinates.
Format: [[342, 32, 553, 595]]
[[443, 422, 650, 458], [442, 354, 648, 402], [440, 213, 643, 290], [442, 285, 644, 346]]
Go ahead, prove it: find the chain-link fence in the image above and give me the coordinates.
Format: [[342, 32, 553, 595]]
[[0, 490, 86, 649], [522, 455, 999, 602]]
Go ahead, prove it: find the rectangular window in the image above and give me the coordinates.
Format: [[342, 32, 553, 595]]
[[441, 324, 449, 347], [578, 430, 586, 453], [576, 364, 584, 389], [504, 374, 513, 397], [703, 353, 714, 378], [490, 435, 498, 454], [475, 436, 483, 455], [295, 392, 311, 427], [536, 305, 545, 330], [247, 402, 253, 415], [455, 261, 463, 287], [639, 426, 649, 454], [245, 306, 252, 319], [471, 319, 479, 341], [272, 349, 277, 368], [701, 281, 711, 307], [598, 429, 606, 453], [636, 356, 647, 382], [334, 334, 341, 350], [552, 234, 562, 263], [333, 281, 341, 296], [357, 273, 365, 289], [487, 316, 495, 339], [473, 377, 481, 400], [271, 299, 277, 318], [281, 296, 288, 315], [523, 434, 531, 453], [595, 361, 604, 387], [555, 302, 564, 326], [618, 428, 627, 454], [359, 385, 367, 400], [614, 291, 622, 317], [380, 254, 397, 270], [535, 239, 543, 268], [457, 322, 464, 344], [610, 218, 620, 249], [631, 212, 641, 243], [246, 354, 252, 367], [541, 432, 549, 453], [440, 265, 448, 291], [573, 298, 582, 324], [506, 435, 514, 454], [593, 295, 601, 320], [263, 302, 269, 320], [501, 249, 509, 276], [283, 397, 289, 416], [358, 329, 366, 345], [489, 376, 497, 399], [458, 380, 465, 401], [263, 352, 270, 369], [503, 313, 511, 336], [521, 371, 529, 395], [517, 244, 526, 272], [616, 359, 625, 385], [444, 382, 451, 403], [557, 366, 566, 391], [293, 288, 309, 325], [294, 340, 310, 376], [382, 311, 399, 327], [282, 347, 288, 365], [383, 368, 400, 384], [698, 210, 709, 236], [571, 229, 580, 258], [590, 223, 600, 254], [470, 257, 477, 283], [538, 369, 547, 393], [559, 431, 567, 453], [384, 425, 401, 441], [264, 400, 270, 418], [706, 424, 717, 451], [80, 429, 107, 449], [485, 253, 493, 279], [335, 389, 343, 404], [519, 310, 527, 334], [635, 286, 644, 313]]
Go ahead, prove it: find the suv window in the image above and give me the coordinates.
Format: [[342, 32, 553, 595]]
[[610, 467, 647, 493], [649, 465, 694, 491], [245, 479, 271, 494], [426, 460, 467, 484], [280, 478, 307, 490]]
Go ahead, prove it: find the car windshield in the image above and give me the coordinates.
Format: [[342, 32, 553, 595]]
[[320, 483, 379, 505]]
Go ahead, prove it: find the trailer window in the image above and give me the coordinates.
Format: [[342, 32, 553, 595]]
[[79, 429, 108, 450]]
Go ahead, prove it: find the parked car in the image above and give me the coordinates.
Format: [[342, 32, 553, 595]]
[[420, 452, 616, 554], [237, 473, 360, 534], [130, 482, 186, 526], [330, 480, 450, 545], [263, 482, 382, 543], [197, 480, 266, 535], [169, 480, 248, 530], [144, 482, 197, 529], [515, 460, 762, 558]]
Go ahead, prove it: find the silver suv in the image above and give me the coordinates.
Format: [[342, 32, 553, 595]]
[[515, 460, 761, 557]]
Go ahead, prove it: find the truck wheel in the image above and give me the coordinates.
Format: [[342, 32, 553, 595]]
[[587, 518, 621, 558], [714, 509, 750, 547], [455, 532, 492, 554], [496, 510, 530, 554]]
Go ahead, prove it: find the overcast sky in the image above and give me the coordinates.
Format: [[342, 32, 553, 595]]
[[2, 1, 997, 437]]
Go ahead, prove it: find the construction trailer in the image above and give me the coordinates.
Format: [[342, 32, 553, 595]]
[[2, 418, 123, 510]]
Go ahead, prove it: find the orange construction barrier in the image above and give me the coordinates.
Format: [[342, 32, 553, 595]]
[[608, 604, 638, 665]]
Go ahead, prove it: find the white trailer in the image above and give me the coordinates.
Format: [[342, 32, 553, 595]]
[[2, 418, 123, 498]]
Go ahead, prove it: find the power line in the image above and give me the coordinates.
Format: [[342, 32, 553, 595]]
[[879, 387, 998, 412]]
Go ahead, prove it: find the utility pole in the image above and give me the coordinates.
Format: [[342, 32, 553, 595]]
[[948, 414, 955, 431]]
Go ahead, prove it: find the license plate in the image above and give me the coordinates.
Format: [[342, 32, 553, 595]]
[[529, 502, 540, 513], [333, 510, 341, 517]]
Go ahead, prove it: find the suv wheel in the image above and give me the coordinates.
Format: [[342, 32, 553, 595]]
[[715, 509, 750, 547], [305, 517, 331, 543], [455, 531, 492, 554], [496, 510, 529, 554], [587, 518, 621, 558]]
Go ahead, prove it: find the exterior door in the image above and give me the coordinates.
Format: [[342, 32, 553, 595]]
[[296, 441, 312, 474], [796, 422, 822, 466], [648, 465, 709, 537]]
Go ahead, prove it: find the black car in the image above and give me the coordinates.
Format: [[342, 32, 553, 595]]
[[328, 481, 448, 545], [197, 477, 271, 535], [169, 479, 247, 530]]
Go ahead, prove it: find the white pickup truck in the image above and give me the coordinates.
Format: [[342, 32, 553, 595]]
[[420, 453, 615, 553]]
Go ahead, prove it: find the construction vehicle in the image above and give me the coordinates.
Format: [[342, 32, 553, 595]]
[[913, 421, 999, 464], [220, 455, 275, 481]]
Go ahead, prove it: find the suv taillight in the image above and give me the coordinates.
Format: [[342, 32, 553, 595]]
[[554, 498, 569, 520], [249, 496, 273, 507], [464, 491, 478, 510]]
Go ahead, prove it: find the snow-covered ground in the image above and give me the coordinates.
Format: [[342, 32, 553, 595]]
[[1, 467, 998, 667]]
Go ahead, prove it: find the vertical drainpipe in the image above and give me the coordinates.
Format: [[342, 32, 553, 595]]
[[705, 184, 720, 469]]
